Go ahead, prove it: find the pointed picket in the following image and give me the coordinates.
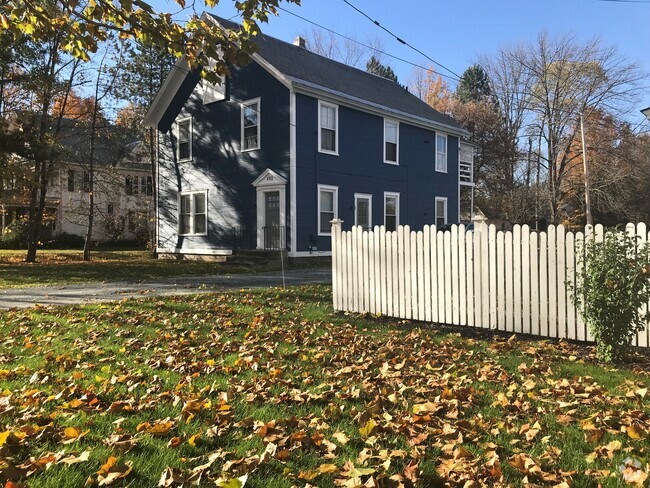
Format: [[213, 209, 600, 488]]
[[505, 231, 514, 332], [557, 225, 567, 339], [480, 224, 490, 329], [417, 231, 425, 322], [566, 231, 576, 340], [437, 229, 446, 323], [547, 225, 557, 338], [488, 224, 497, 329], [450, 225, 459, 325], [497, 230, 506, 331], [379, 227, 387, 315], [575, 231, 586, 342], [473, 224, 484, 329], [466, 231, 475, 327], [521, 225, 531, 335], [539, 231, 548, 337], [431, 225, 439, 323], [458, 225, 467, 326], [409, 228, 418, 320], [530, 231, 540, 336], [513, 225, 522, 333], [423, 226, 432, 322], [638, 223, 649, 348]]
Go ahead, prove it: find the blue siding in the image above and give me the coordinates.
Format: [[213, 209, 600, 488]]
[[294, 94, 459, 253], [156, 61, 290, 250]]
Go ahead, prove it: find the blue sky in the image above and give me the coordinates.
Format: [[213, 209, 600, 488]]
[[153, 0, 650, 123]]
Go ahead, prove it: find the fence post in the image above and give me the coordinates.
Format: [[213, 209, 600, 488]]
[[331, 219, 344, 311]]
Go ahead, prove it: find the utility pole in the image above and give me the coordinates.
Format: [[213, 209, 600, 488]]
[[580, 113, 593, 227]]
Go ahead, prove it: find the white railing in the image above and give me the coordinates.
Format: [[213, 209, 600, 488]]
[[459, 161, 473, 183], [331, 221, 650, 348]]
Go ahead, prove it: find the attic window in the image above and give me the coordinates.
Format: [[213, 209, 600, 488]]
[[241, 98, 260, 151], [177, 118, 192, 161]]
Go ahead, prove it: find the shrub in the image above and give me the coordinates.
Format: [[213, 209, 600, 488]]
[[48, 232, 85, 249], [571, 230, 650, 362], [0, 220, 28, 249]]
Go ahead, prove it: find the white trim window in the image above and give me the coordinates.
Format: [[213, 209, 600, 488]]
[[435, 197, 448, 228], [354, 193, 372, 230], [241, 98, 260, 151], [177, 117, 192, 161], [318, 184, 338, 235], [178, 190, 208, 236], [384, 119, 399, 164], [318, 100, 338, 154], [384, 192, 399, 232], [436, 133, 447, 172]]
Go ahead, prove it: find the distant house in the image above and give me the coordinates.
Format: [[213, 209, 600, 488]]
[[0, 120, 153, 243], [145, 14, 470, 259]]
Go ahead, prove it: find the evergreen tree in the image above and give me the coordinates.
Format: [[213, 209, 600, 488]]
[[366, 56, 399, 83], [455, 64, 492, 103]]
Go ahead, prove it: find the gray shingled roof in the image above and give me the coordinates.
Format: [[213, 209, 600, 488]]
[[210, 14, 464, 133]]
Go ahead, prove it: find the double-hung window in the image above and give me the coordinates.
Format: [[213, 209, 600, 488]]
[[435, 197, 448, 228], [384, 192, 399, 232], [318, 101, 338, 154], [354, 193, 372, 230], [178, 190, 208, 236], [241, 98, 260, 151], [177, 118, 192, 161], [318, 184, 338, 235], [384, 119, 399, 164], [436, 133, 447, 172], [67, 169, 89, 192]]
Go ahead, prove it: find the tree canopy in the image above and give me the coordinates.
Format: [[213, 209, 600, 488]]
[[455, 64, 491, 103], [366, 56, 399, 83], [0, 0, 300, 81]]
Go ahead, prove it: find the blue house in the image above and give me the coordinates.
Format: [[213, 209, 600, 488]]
[[144, 14, 470, 259]]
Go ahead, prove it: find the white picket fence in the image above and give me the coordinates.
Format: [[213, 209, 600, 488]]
[[330, 220, 650, 348]]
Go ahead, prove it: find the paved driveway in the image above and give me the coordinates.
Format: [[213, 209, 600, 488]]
[[0, 269, 331, 309]]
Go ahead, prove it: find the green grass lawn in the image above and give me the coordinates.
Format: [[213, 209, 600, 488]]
[[0, 285, 648, 487], [0, 249, 307, 289]]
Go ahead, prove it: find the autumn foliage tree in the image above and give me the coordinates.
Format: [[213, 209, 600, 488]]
[[52, 91, 105, 123], [1, 0, 300, 82]]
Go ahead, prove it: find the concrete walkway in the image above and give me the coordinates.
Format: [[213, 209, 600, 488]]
[[0, 269, 331, 309]]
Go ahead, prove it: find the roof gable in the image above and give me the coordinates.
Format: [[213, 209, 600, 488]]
[[145, 14, 467, 136]]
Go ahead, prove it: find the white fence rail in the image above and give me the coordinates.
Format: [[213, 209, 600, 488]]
[[331, 221, 650, 348]]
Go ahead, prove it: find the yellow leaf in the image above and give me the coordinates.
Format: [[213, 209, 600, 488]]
[[627, 425, 645, 440], [332, 431, 349, 445], [298, 470, 320, 481], [412, 401, 437, 414], [318, 463, 338, 474], [216, 473, 248, 487], [188, 432, 201, 446], [0, 430, 14, 446], [359, 419, 376, 437]]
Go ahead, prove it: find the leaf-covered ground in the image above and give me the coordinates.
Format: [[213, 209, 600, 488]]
[[0, 250, 324, 289], [0, 285, 648, 487]]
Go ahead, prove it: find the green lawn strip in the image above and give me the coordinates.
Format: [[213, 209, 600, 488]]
[[0, 285, 647, 487], [0, 250, 326, 289]]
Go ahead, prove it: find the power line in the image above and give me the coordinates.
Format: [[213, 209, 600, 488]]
[[276, 6, 460, 83], [339, 0, 462, 81]]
